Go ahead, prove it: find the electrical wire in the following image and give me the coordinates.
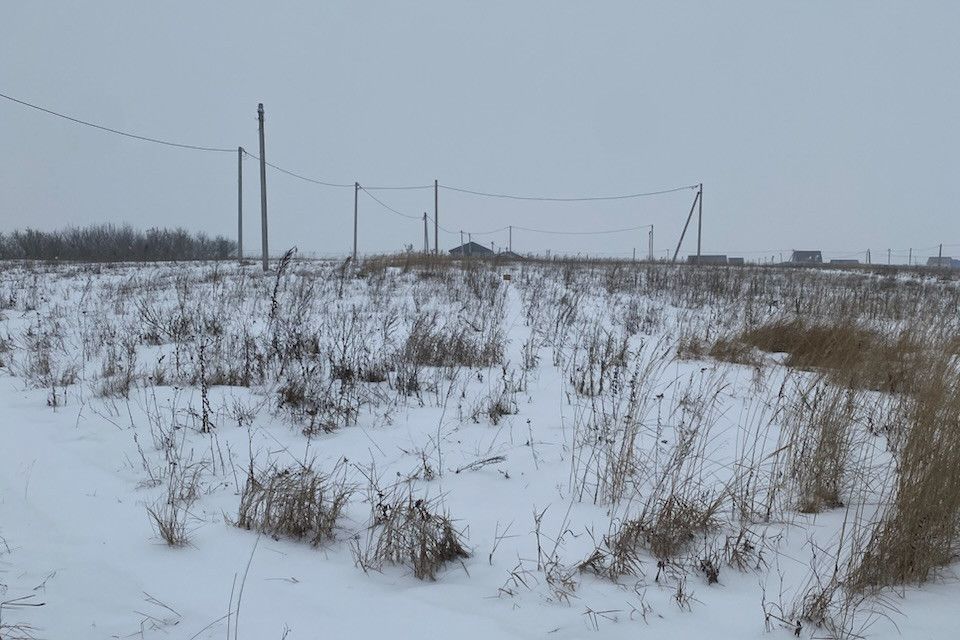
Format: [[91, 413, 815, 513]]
[[241, 150, 354, 188], [242, 150, 433, 191], [439, 183, 698, 202], [0, 90, 235, 153], [513, 223, 653, 236], [2, 89, 706, 244], [358, 187, 422, 220]]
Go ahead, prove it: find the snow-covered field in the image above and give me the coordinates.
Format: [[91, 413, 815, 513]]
[[1, 258, 958, 639]]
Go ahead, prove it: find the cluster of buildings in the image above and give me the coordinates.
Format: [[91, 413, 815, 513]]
[[448, 242, 960, 269]]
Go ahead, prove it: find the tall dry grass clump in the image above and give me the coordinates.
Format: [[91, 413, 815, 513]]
[[353, 485, 470, 580], [237, 460, 353, 546], [779, 380, 859, 514], [738, 318, 920, 393], [850, 353, 960, 589]]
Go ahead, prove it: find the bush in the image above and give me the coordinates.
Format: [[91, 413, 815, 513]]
[[0, 224, 235, 262]]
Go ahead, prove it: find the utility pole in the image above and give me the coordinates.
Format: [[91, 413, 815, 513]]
[[509, 225, 513, 253], [908, 247, 912, 265], [648, 225, 654, 261], [460, 230, 464, 253], [672, 189, 701, 262], [257, 103, 269, 272], [939, 243, 943, 261], [423, 213, 429, 253], [632, 247, 636, 262], [237, 147, 243, 264], [696, 183, 703, 259], [353, 182, 359, 262], [468, 233, 472, 257], [887, 248, 891, 265], [434, 179, 439, 255]]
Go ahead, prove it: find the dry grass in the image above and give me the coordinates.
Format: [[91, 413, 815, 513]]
[[146, 458, 204, 547], [353, 485, 470, 580], [780, 380, 859, 513], [237, 460, 353, 546], [850, 354, 960, 589], [738, 319, 921, 393]]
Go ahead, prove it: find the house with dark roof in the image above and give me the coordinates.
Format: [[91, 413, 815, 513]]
[[687, 254, 728, 265], [926, 256, 960, 268], [449, 241, 494, 257], [790, 250, 822, 264]]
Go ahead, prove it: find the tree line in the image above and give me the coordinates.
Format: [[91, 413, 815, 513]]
[[0, 225, 237, 261]]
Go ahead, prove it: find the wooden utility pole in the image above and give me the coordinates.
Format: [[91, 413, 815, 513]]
[[257, 103, 269, 272], [696, 183, 703, 259], [939, 243, 943, 260], [909, 247, 912, 265], [353, 182, 359, 262], [237, 147, 243, 264], [468, 232, 472, 256], [509, 225, 513, 253], [434, 180, 439, 255], [887, 248, 891, 265]]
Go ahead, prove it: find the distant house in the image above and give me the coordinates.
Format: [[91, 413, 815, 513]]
[[497, 250, 524, 261], [687, 254, 728, 265], [829, 259, 860, 266], [727, 257, 745, 266], [926, 256, 960, 268], [790, 250, 822, 264], [449, 241, 494, 257]]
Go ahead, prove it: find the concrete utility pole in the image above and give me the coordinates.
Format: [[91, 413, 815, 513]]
[[434, 179, 439, 255], [672, 189, 701, 262], [696, 183, 703, 259], [648, 225, 654, 261], [237, 147, 243, 264], [509, 225, 513, 253], [353, 182, 359, 262], [257, 103, 269, 272], [423, 213, 429, 253]]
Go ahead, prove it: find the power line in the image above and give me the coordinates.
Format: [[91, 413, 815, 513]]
[[439, 183, 698, 202], [513, 223, 653, 236], [3, 89, 704, 245], [242, 150, 431, 191], [358, 187, 421, 221], [0, 90, 234, 153], [242, 150, 354, 188]]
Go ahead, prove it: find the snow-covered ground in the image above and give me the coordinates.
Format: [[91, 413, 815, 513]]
[[0, 259, 957, 639]]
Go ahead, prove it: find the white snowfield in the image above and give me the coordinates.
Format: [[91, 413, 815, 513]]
[[0, 259, 957, 639]]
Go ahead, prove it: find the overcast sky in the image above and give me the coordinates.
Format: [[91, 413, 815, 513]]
[[2, 1, 958, 261]]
